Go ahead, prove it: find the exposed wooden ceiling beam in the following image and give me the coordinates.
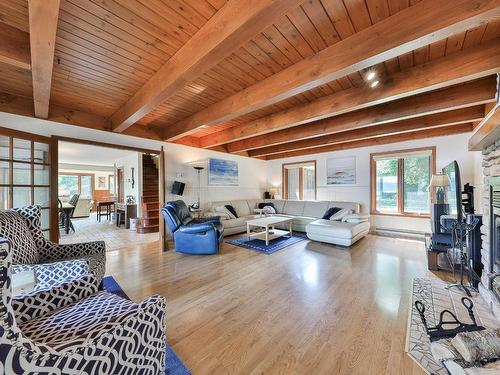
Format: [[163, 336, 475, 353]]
[[249, 106, 484, 157], [265, 123, 474, 160], [28, 0, 60, 119], [469, 103, 500, 150], [0, 91, 161, 140], [110, 0, 304, 133], [203, 42, 500, 150], [0, 23, 31, 70], [224, 77, 496, 153], [162, 0, 500, 141]]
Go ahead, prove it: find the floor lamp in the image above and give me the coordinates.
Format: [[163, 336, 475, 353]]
[[191, 166, 204, 210]]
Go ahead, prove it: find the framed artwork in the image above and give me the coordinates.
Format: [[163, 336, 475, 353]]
[[97, 176, 107, 189], [326, 156, 356, 184], [208, 158, 238, 186]]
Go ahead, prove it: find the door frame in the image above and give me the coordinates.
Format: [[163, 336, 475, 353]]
[[53, 136, 164, 247]]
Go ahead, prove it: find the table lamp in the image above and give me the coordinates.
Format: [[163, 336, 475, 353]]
[[430, 173, 451, 204]]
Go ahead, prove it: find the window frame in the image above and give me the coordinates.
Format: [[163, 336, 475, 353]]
[[282, 160, 317, 201], [58, 172, 95, 199], [370, 147, 436, 218]]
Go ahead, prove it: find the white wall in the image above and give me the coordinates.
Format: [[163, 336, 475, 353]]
[[0, 113, 267, 209], [164, 143, 267, 208], [114, 153, 141, 203], [266, 132, 481, 234]]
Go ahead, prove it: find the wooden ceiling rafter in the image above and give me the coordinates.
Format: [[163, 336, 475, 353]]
[[161, 0, 500, 141], [264, 123, 475, 160], [110, 0, 305, 133], [0, 22, 31, 70], [221, 77, 497, 153], [0, 91, 161, 140], [28, 0, 60, 118], [247, 106, 486, 157], [196, 40, 500, 150]]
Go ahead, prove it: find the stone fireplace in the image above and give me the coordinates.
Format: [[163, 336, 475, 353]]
[[479, 141, 500, 319]]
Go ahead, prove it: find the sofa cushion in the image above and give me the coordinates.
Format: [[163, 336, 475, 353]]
[[246, 199, 260, 211], [302, 201, 329, 218], [230, 200, 251, 217], [222, 217, 248, 229], [283, 201, 305, 216], [306, 219, 370, 239]]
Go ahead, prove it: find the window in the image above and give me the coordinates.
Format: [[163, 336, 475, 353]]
[[0, 133, 52, 238], [370, 147, 435, 217], [282, 161, 316, 200], [58, 174, 94, 199]]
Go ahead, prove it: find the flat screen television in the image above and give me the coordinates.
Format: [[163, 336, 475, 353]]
[[442, 161, 462, 222], [171, 181, 185, 196]]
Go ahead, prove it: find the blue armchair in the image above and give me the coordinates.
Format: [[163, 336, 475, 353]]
[[162, 200, 223, 254]]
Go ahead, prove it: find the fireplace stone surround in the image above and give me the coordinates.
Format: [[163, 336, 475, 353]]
[[479, 140, 500, 319]]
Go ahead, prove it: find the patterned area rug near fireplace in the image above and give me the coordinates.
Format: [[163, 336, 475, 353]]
[[227, 232, 308, 254], [103, 276, 191, 375], [406, 277, 498, 375]]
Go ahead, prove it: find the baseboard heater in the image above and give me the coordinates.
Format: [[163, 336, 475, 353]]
[[371, 227, 426, 240]]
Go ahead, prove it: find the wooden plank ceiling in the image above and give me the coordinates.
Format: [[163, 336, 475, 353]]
[[0, 0, 499, 159]]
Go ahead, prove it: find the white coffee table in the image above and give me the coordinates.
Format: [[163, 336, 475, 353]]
[[246, 216, 293, 246]]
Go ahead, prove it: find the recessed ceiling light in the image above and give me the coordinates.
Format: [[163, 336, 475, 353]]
[[366, 72, 376, 81], [371, 80, 379, 88]]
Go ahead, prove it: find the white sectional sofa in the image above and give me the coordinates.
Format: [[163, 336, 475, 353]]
[[205, 199, 370, 247]]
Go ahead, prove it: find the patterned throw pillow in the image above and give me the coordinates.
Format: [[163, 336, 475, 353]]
[[322, 207, 341, 220], [214, 206, 236, 219], [329, 208, 352, 221], [0, 210, 39, 264], [225, 205, 238, 218], [262, 205, 276, 214]]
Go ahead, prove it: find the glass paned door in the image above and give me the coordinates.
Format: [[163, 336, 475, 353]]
[[0, 132, 53, 238], [286, 167, 300, 200]]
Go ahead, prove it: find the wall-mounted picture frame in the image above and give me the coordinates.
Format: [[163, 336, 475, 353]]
[[208, 158, 238, 186], [326, 156, 356, 185], [97, 176, 107, 189]]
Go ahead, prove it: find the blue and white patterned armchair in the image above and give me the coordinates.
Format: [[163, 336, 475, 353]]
[[0, 237, 167, 374], [0, 206, 106, 285]]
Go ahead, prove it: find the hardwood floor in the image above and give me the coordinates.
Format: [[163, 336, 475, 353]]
[[106, 234, 440, 375]]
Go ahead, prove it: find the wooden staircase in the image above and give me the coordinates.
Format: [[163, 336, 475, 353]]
[[136, 154, 159, 234]]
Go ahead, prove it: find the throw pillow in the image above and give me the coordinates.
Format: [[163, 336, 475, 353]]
[[262, 205, 276, 214], [322, 207, 341, 220], [329, 208, 352, 221], [214, 206, 236, 219], [258, 202, 275, 210], [225, 205, 238, 218], [341, 213, 369, 222]]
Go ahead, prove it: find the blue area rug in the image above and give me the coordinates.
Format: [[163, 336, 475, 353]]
[[227, 231, 308, 254], [103, 276, 191, 375]]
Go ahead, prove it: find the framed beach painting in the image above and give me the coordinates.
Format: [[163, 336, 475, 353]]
[[326, 156, 356, 185], [208, 158, 238, 186]]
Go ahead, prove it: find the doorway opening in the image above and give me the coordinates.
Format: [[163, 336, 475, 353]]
[[57, 140, 163, 252]]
